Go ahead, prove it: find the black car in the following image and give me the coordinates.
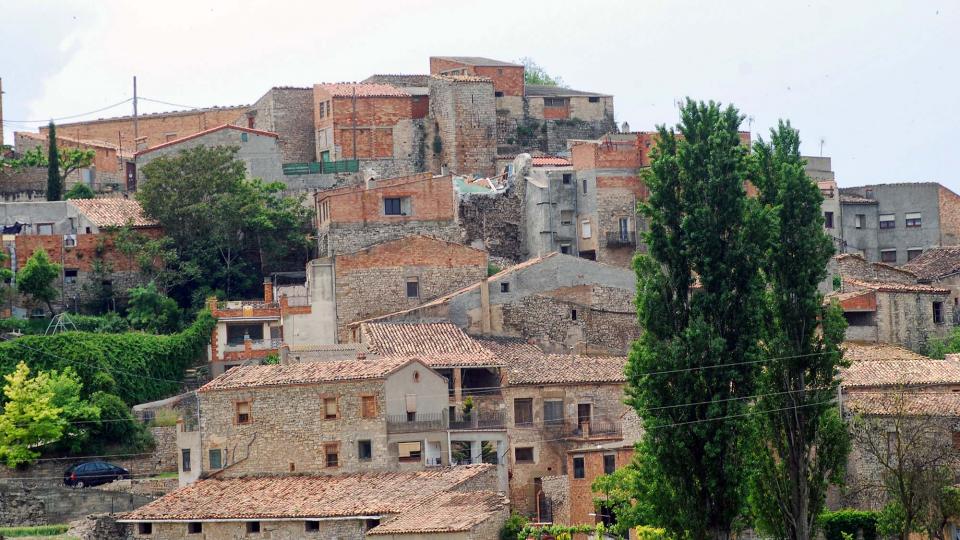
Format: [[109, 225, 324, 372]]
[[63, 461, 130, 488]]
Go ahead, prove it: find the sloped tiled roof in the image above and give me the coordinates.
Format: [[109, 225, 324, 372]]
[[524, 84, 611, 98], [842, 342, 929, 362], [902, 247, 960, 280], [843, 391, 960, 416], [197, 357, 417, 392], [367, 491, 507, 535], [841, 358, 960, 387], [118, 465, 493, 521], [531, 156, 572, 167], [362, 74, 431, 87], [845, 278, 949, 295], [432, 56, 521, 67], [479, 336, 627, 385], [362, 322, 501, 368], [316, 83, 411, 98], [68, 198, 158, 228], [134, 124, 278, 156]]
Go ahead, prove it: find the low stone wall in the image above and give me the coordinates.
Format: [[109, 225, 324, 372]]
[[68, 513, 129, 540], [0, 484, 154, 526]]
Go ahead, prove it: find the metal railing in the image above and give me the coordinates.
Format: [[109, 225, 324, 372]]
[[605, 231, 637, 248], [282, 160, 360, 176], [449, 410, 507, 430], [538, 417, 622, 439], [386, 412, 447, 433], [216, 301, 280, 311]]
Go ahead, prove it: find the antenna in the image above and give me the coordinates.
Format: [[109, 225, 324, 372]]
[[747, 116, 754, 131], [819, 137, 826, 157]]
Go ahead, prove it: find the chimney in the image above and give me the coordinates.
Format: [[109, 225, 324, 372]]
[[263, 278, 273, 303], [356, 350, 367, 361]]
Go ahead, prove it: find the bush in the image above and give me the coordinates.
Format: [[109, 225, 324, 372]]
[[634, 526, 670, 540], [819, 509, 880, 540], [64, 183, 95, 200], [149, 408, 180, 427], [500, 513, 528, 540]]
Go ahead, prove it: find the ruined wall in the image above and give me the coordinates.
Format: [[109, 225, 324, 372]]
[[458, 180, 524, 262], [429, 77, 496, 177], [0, 485, 154, 526], [0, 166, 46, 201]]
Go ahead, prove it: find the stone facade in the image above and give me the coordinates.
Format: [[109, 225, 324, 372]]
[[0, 485, 154, 528], [15, 132, 126, 192], [136, 519, 367, 540], [0, 166, 46, 202], [428, 76, 497, 177], [836, 280, 953, 352], [236, 86, 317, 163], [332, 236, 487, 340], [459, 175, 525, 262]]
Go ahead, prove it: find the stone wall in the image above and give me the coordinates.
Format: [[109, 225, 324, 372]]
[[541, 474, 570, 525], [137, 519, 366, 540], [875, 290, 952, 352], [458, 179, 524, 262], [429, 77, 497, 177], [0, 484, 154, 526], [836, 254, 916, 283], [68, 514, 129, 540], [238, 87, 316, 163], [321, 220, 463, 259], [543, 118, 616, 155], [0, 166, 46, 201]]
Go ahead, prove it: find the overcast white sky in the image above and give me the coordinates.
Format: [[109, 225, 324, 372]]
[[1, 1, 956, 189]]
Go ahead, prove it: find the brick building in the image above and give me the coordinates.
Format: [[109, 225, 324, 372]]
[[1, 198, 160, 314], [120, 465, 506, 539], [565, 442, 635, 529], [313, 82, 429, 178], [205, 280, 286, 377], [14, 131, 130, 192], [315, 173, 460, 257], [350, 253, 639, 356]]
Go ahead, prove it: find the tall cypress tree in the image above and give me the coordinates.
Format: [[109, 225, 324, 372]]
[[626, 99, 769, 540], [46, 121, 62, 201], [746, 121, 849, 540]]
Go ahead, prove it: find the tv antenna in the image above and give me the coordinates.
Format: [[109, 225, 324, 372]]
[[819, 137, 826, 156]]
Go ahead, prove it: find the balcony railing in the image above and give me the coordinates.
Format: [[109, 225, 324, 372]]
[[449, 410, 507, 430], [216, 300, 279, 311], [605, 231, 637, 248], [282, 159, 360, 176], [224, 338, 280, 352], [386, 412, 447, 433], [539, 417, 622, 439]]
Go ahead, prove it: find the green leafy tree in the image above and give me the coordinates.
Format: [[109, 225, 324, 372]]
[[17, 249, 61, 315], [746, 121, 851, 540], [137, 146, 311, 304], [17, 144, 95, 181], [44, 366, 101, 453], [46, 122, 62, 201], [625, 99, 768, 540], [127, 281, 182, 334], [64, 183, 95, 199], [520, 57, 566, 87]]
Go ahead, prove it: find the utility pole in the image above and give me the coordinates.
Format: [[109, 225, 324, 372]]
[[132, 76, 139, 147], [0, 77, 5, 150]]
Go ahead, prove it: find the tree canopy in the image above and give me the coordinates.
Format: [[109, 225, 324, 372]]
[[17, 249, 61, 315], [520, 57, 566, 87]]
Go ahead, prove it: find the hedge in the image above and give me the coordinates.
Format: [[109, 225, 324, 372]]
[[819, 509, 880, 540], [0, 311, 214, 405], [0, 313, 130, 335]]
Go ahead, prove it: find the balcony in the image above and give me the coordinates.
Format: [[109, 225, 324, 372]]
[[605, 231, 636, 248], [223, 338, 282, 353], [387, 412, 447, 434], [540, 417, 622, 440], [449, 410, 507, 430]]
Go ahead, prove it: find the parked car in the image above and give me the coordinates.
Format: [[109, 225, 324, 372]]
[[63, 461, 131, 488]]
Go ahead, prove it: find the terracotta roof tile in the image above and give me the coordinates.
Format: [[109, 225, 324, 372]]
[[68, 198, 158, 228], [197, 357, 417, 392], [531, 156, 572, 167], [841, 359, 960, 387], [845, 278, 949, 295], [901, 247, 960, 280], [316, 83, 411, 98], [362, 74, 431, 88], [362, 323, 501, 368], [843, 391, 960, 416], [479, 337, 627, 385], [367, 491, 507, 535], [842, 342, 930, 362], [118, 466, 494, 521]]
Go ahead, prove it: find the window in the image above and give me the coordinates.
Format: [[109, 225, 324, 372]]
[[879, 214, 895, 229], [571, 308, 578, 320], [187, 522, 202, 534], [236, 401, 251, 424], [209, 449, 222, 470], [573, 456, 585, 478], [36, 223, 53, 235], [619, 217, 630, 240], [305, 521, 320, 532], [515, 447, 534, 463], [603, 454, 616, 474], [500, 282, 510, 293], [905, 212, 922, 228], [324, 443, 339, 467], [319, 101, 326, 118], [406, 277, 419, 298], [358, 440, 372, 461], [562, 173, 572, 185], [581, 220, 592, 239], [560, 210, 573, 226], [361, 395, 377, 418], [64, 269, 78, 284], [855, 214, 865, 229], [934, 301, 945, 324], [582, 178, 588, 194], [588, 96, 600, 103], [824, 211, 834, 229], [398, 441, 422, 462], [543, 400, 563, 425], [544, 97, 566, 107], [181, 449, 191, 472], [881, 249, 897, 264], [240, 132, 249, 142], [908, 248, 923, 261], [138, 523, 153, 535], [560, 244, 571, 255], [514, 398, 533, 426], [495, 91, 504, 97], [323, 397, 338, 419], [384, 197, 402, 215], [246, 522, 261, 534]]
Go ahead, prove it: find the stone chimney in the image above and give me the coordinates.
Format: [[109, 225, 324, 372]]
[[263, 278, 273, 303]]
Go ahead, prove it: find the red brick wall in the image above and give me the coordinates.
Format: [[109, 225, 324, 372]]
[[542, 102, 570, 120], [39, 108, 246, 152], [429, 58, 524, 96], [839, 291, 877, 312], [13, 228, 162, 272], [318, 94, 417, 159], [597, 176, 648, 199], [322, 174, 455, 225], [572, 137, 650, 171], [568, 447, 634, 526]]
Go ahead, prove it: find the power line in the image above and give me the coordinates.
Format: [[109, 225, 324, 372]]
[[1, 98, 133, 124], [137, 97, 203, 110]]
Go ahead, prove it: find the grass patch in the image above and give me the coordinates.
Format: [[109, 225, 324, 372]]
[[153, 471, 179, 479], [0, 524, 69, 537]]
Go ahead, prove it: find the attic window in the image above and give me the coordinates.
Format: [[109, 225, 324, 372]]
[[588, 96, 600, 103]]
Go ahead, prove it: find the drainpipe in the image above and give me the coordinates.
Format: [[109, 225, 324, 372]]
[[480, 277, 491, 334]]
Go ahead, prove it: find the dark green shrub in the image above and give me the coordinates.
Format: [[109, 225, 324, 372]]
[[819, 509, 880, 540]]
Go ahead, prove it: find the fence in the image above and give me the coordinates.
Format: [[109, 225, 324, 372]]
[[386, 412, 447, 433], [282, 160, 359, 176]]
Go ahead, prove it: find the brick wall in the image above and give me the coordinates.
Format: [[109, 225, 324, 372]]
[[39, 107, 246, 153], [321, 174, 455, 225], [429, 58, 524, 97], [567, 447, 634, 526], [313, 88, 419, 161], [333, 236, 487, 339]]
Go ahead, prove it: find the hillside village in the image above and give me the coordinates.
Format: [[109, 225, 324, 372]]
[[2, 54, 960, 540]]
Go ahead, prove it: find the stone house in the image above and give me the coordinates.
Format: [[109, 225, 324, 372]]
[[348, 252, 639, 356], [313, 82, 429, 179], [807, 156, 843, 252], [1, 198, 161, 314], [839, 182, 960, 265], [478, 336, 631, 519], [903, 246, 960, 316], [235, 86, 317, 164], [119, 465, 507, 540], [314, 172, 461, 257], [14, 131, 130, 192], [180, 357, 461, 483]]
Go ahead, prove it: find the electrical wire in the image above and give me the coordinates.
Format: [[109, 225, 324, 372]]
[[0, 98, 133, 124]]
